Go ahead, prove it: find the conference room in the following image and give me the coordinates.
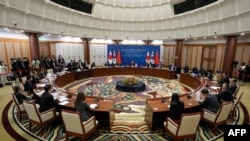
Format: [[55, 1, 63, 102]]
[[0, 0, 250, 141]]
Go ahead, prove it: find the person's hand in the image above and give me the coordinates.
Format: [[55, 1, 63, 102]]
[[55, 99, 60, 103]]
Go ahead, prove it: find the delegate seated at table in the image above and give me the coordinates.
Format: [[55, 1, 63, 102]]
[[39, 84, 60, 113], [199, 88, 220, 113], [169, 93, 184, 123]]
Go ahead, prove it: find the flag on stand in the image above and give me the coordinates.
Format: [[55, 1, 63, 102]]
[[112, 50, 116, 64], [116, 50, 122, 64], [108, 50, 112, 64], [145, 50, 150, 64], [150, 51, 155, 64], [154, 51, 159, 65]]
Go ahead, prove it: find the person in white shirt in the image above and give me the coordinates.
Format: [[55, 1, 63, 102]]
[[0, 61, 8, 86]]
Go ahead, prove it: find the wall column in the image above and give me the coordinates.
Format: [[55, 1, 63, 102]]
[[222, 36, 238, 76], [175, 40, 183, 66], [28, 33, 40, 59], [82, 38, 90, 64]]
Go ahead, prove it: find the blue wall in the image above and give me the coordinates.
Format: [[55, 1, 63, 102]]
[[107, 45, 160, 67]]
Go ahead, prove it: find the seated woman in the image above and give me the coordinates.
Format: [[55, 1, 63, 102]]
[[169, 93, 184, 123], [74, 91, 91, 121]]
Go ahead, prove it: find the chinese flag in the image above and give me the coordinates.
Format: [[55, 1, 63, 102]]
[[117, 50, 122, 64], [154, 51, 159, 65]]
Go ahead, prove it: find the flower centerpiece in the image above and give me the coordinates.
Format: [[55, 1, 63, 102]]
[[122, 77, 139, 86]]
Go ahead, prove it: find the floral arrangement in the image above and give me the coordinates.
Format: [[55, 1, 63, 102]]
[[122, 77, 139, 86]]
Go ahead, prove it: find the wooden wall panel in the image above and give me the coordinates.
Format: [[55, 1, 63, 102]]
[[191, 47, 197, 68], [0, 42, 6, 62], [13, 42, 21, 57], [235, 46, 243, 68], [163, 45, 176, 66], [241, 45, 250, 64], [181, 46, 187, 67], [215, 45, 224, 72], [5, 42, 15, 59], [21, 42, 30, 59], [186, 47, 193, 67], [196, 47, 202, 68], [50, 43, 56, 56]]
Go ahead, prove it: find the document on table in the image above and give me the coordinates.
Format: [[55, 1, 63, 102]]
[[59, 101, 69, 105], [36, 83, 46, 87], [90, 104, 98, 109], [58, 96, 68, 102], [36, 90, 44, 97]]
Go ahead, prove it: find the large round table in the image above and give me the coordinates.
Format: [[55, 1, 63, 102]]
[[37, 68, 204, 130]]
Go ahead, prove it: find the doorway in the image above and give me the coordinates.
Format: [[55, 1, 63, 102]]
[[201, 45, 217, 73]]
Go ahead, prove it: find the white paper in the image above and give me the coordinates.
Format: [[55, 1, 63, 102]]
[[210, 86, 220, 90], [51, 93, 58, 100], [90, 104, 98, 109], [59, 101, 69, 105], [36, 83, 46, 87], [59, 97, 68, 102], [36, 90, 44, 96]]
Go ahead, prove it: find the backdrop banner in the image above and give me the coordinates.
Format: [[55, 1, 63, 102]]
[[107, 45, 160, 67]]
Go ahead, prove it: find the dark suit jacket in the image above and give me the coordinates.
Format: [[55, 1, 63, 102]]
[[229, 84, 237, 94], [199, 94, 220, 113], [31, 76, 40, 84], [24, 80, 35, 94], [39, 92, 57, 113], [217, 89, 234, 102], [169, 101, 184, 121], [74, 100, 91, 121], [14, 92, 29, 104], [218, 76, 230, 86]]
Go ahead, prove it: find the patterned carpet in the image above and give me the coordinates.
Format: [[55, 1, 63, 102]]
[[2, 76, 249, 141], [2, 100, 248, 141], [65, 75, 191, 115]]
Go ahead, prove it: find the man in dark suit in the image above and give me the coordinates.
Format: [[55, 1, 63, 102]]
[[217, 83, 234, 102], [169, 63, 176, 71], [199, 88, 220, 113], [14, 85, 31, 104], [218, 72, 230, 87], [24, 75, 35, 95], [39, 84, 59, 113]]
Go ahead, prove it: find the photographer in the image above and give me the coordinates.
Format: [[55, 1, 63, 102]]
[[238, 62, 246, 80]]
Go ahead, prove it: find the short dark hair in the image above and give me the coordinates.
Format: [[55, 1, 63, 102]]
[[14, 85, 20, 92], [201, 89, 209, 94], [44, 84, 52, 92]]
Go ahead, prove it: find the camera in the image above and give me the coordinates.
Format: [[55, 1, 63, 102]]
[[232, 61, 238, 65]]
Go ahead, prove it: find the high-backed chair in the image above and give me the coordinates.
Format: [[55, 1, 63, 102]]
[[163, 112, 201, 141], [231, 92, 243, 120], [23, 101, 59, 136], [12, 94, 26, 121], [61, 109, 99, 141], [233, 84, 240, 99], [201, 101, 233, 134], [20, 76, 27, 86]]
